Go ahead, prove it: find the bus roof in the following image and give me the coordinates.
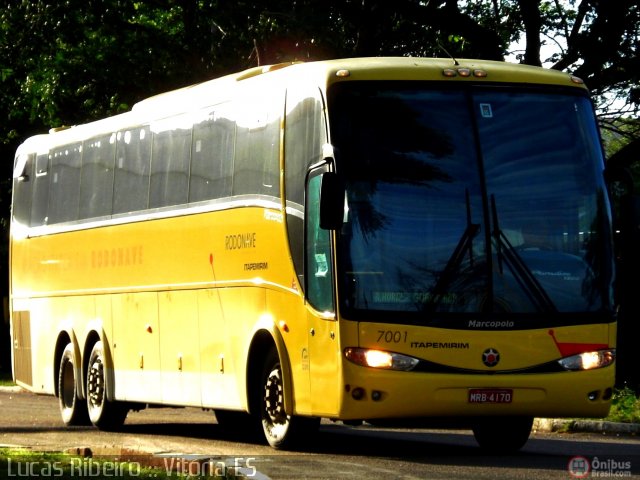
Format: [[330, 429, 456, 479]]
[[132, 57, 586, 114], [313, 56, 586, 86], [14, 56, 587, 166]]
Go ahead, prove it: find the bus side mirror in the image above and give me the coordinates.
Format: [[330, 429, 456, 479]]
[[319, 172, 345, 230]]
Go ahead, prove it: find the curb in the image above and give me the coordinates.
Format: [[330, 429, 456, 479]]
[[0, 385, 25, 393], [534, 418, 640, 435]]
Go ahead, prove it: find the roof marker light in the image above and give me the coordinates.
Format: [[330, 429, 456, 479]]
[[443, 68, 457, 77], [336, 69, 351, 77], [473, 69, 488, 78], [570, 75, 585, 84], [457, 68, 471, 77]]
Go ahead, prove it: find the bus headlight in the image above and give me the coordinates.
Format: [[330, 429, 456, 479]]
[[344, 347, 419, 371], [557, 349, 615, 371]]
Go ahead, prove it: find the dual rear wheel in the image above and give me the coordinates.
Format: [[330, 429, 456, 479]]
[[58, 341, 128, 430], [59, 340, 316, 448], [86, 341, 129, 429], [58, 343, 89, 425]]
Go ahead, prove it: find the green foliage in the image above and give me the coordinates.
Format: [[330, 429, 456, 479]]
[[607, 387, 640, 424], [0, 0, 638, 331], [0, 372, 15, 387], [0, 1, 637, 143], [601, 118, 640, 157]]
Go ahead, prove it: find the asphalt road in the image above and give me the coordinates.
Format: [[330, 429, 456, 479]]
[[1, 389, 639, 479]]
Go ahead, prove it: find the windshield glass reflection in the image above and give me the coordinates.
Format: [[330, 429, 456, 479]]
[[329, 83, 613, 319]]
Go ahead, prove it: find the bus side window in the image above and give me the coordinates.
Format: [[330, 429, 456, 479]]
[[12, 154, 33, 227], [31, 153, 51, 227], [285, 86, 327, 287], [149, 118, 191, 209], [79, 133, 116, 219], [306, 171, 335, 312], [48, 143, 82, 224], [113, 126, 152, 214], [234, 92, 281, 197], [190, 107, 235, 202]]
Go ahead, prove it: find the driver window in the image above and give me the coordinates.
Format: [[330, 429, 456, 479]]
[[306, 172, 335, 312]]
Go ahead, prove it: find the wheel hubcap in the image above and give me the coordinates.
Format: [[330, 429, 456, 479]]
[[87, 357, 104, 410], [264, 368, 286, 424]]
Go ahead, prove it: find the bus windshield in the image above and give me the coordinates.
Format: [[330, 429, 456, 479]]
[[329, 82, 614, 320]]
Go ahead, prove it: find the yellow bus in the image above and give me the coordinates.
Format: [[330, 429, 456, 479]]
[[10, 57, 616, 452]]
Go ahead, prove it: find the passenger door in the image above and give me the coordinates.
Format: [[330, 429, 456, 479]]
[[305, 168, 341, 415]]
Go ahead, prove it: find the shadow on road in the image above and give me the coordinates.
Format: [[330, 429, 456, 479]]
[[102, 416, 640, 476], [1, 393, 638, 479]]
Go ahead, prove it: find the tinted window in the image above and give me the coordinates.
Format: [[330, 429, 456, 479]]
[[330, 83, 613, 317], [79, 134, 116, 219], [113, 126, 152, 214], [306, 171, 335, 312], [150, 119, 191, 208], [190, 108, 235, 202], [30, 154, 50, 226], [233, 95, 281, 197], [285, 86, 327, 285], [49, 143, 82, 223], [12, 154, 34, 227], [285, 88, 326, 207]]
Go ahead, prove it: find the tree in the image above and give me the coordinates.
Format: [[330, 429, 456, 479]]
[[1, 1, 639, 383], [2, 1, 638, 144]]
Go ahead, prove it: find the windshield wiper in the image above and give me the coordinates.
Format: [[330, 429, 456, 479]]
[[490, 195, 557, 313], [426, 189, 480, 311]]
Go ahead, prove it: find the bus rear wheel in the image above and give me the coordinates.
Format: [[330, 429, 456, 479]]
[[86, 341, 128, 430], [259, 348, 319, 449], [58, 343, 90, 425], [472, 416, 533, 453]]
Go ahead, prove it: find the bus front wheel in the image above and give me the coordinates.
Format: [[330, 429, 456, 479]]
[[259, 348, 319, 449], [58, 343, 90, 425], [86, 341, 128, 430], [472, 416, 533, 452]]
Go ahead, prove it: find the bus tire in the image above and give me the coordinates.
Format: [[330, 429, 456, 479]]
[[472, 416, 533, 453], [86, 341, 128, 430], [259, 348, 320, 449], [58, 343, 90, 425]]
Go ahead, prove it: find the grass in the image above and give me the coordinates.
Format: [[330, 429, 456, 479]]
[[0, 448, 244, 479], [0, 372, 15, 387]]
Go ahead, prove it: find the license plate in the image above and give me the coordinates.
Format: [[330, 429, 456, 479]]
[[468, 388, 513, 404]]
